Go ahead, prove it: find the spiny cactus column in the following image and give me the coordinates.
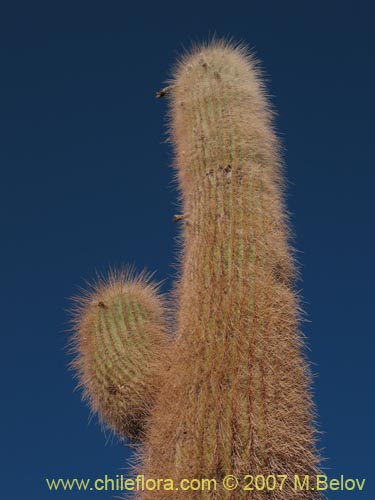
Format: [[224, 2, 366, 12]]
[[70, 41, 321, 499], [137, 42, 320, 498]]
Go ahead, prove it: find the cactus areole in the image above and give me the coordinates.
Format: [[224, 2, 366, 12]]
[[71, 41, 321, 499]]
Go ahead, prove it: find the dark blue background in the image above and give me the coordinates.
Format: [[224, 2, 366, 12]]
[[1, 1, 373, 498]]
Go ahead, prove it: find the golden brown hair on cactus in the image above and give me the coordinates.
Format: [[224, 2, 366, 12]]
[[134, 40, 321, 498], [69, 39, 322, 499], [69, 270, 170, 440]]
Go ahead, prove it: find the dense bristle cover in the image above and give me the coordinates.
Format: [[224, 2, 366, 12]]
[[71, 272, 169, 440], [135, 41, 321, 498]]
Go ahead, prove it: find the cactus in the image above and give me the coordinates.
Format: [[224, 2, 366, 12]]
[[70, 270, 170, 440], [71, 40, 321, 498]]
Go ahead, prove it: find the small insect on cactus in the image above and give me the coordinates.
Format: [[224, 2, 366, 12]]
[[70, 40, 321, 499]]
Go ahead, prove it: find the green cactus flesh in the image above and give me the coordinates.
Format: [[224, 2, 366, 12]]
[[71, 271, 169, 440]]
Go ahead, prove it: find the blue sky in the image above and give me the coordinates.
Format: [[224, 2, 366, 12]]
[[1, 1, 373, 498]]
